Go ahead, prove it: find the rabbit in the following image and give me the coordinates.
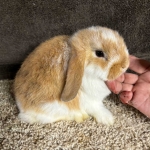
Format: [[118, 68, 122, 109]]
[[13, 26, 129, 125]]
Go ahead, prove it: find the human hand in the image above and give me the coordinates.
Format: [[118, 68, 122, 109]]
[[106, 55, 150, 118]]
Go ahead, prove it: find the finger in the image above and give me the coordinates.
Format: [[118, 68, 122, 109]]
[[121, 83, 133, 92], [119, 91, 133, 104], [106, 80, 133, 94], [129, 55, 150, 74], [116, 74, 125, 82], [116, 73, 138, 85], [124, 73, 138, 84], [106, 81, 122, 94]]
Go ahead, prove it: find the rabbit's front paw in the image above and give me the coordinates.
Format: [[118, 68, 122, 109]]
[[74, 111, 90, 123], [95, 109, 114, 125]]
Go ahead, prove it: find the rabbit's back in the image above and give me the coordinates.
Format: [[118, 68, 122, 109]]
[[13, 35, 70, 109]]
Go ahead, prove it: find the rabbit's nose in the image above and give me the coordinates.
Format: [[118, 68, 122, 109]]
[[121, 59, 129, 69], [121, 65, 126, 69]]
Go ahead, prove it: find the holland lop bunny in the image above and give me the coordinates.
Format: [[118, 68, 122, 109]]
[[14, 26, 129, 125]]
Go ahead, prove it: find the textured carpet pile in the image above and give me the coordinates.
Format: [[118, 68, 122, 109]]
[[0, 80, 150, 150]]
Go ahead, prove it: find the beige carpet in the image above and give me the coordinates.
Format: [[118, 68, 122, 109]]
[[0, 80, 150, 150]]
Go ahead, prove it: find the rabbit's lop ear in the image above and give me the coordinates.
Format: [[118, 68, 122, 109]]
[[61, 48, 85, 102]]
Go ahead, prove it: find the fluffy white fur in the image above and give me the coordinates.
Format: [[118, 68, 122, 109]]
[[89, 26, 118, 43], [79, 64, 114, 125], [18, 101, 89, 124]]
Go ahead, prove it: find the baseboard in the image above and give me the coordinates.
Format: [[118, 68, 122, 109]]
[[0, 64, 20, 79]]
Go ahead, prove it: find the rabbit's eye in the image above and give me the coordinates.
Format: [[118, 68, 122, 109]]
[[95, 50, 104, 57]]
